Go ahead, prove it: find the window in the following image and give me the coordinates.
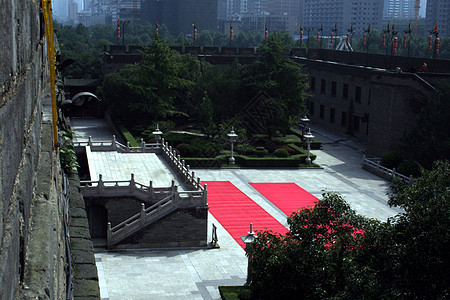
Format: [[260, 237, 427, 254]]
[[341, 112, 347, 127], [330, 108, 335, 123], [353, 115, 360, 131], [310, 77, 316, 91], [355, 86, 362, 103], [309, 101, 315, 115], [343, 83, 349, 99], [320, 79, 326, 94], [331, 81, 337, 97], [320, 104, 324, 119]]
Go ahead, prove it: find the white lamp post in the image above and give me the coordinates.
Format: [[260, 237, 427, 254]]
[[304, 128, 314, 165], [240, 223, 256, 286], [227, 127, 238, 165], [152, 124, 163, 146]]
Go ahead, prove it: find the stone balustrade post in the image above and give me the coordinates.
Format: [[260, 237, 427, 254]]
[[126, 142, 130, 152], [148, 181, 153, 198], [112, 135, 116, 149], [409, 175, 413, 185], [203, 184, 207, 205], [88, 136, 93, 148], [140, 203, 146, 226], [107, 222, 112, 242], [141, 138, 145, 152], [197, 177, 201, 189], [130, 173, 135, 193], [98, 174, 104, 193]]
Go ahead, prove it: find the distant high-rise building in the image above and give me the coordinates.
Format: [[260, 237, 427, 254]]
[[141, 0, 217, 36], [302, 0, 383, 38], [383, 0, 416, 19], [426, 0, 449, 37], [68, 0, 79, 22]]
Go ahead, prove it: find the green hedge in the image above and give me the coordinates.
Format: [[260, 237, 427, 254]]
[[182, 157, 224, 168]]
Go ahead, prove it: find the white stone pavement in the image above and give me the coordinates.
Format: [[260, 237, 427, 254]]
[[70, 118, 402, 300]]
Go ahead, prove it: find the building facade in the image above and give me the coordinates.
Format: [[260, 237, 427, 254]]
[[141, 0, 218, 35], [425, 0, 449, 37], [302, 0, 383, 38], [383, 0, 416, 20]]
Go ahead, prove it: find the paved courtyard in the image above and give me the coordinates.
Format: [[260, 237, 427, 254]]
[[71, 118, 402, 300]]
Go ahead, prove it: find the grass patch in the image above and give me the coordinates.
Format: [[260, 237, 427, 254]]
[[219, 286, 252, 300], [117, 123, 140, 147]]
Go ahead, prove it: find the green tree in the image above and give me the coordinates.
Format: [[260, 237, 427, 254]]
[[242, 32, 308, 133], [386, 160, 450, 298], [249, 161, 450, 299]]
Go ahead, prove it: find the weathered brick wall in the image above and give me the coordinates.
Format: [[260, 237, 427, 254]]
[[0, 0, 48, 298]]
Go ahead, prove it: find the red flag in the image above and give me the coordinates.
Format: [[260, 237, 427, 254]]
[[330, 31, 334, 44], [408, 22, 411, 33], [432, 22, 438, 33]]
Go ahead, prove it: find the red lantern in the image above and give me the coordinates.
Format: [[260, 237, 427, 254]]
[[346, 33, 349, 45], [117, 26, 120, 40], [393, 36, 398, 54], [436, 37, 440, 55], [300, 31, 303, 43], [363, 33, 366, 46], [194, 28, 197, 40], [230, 29, 233, 41], [403, 35, 407, 48], [317, 31, 320, 42], [382, 34, 386, 48], [428, 36, 432, 50], [330, 32, 334, 44]]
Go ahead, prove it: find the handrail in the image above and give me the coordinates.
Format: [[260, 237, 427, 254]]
[[75, 135, 204, 190], [362, 155, 413, 185]]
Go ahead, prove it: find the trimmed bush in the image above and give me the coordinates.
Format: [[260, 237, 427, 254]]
[[397, 160, 422, 178], [381, 151, 403, 169], [274, 148, 289, 157], [255, 147, 269, 157]]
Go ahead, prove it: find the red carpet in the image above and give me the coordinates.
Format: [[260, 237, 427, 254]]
[[249, 183, 317, 216], [202, 181, 289, 249]]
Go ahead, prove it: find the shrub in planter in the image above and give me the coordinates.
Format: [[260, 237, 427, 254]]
[[236, 144, 258, 156], [274, 148, 289, 157], [255, 146, 269, 157], [397, 160, 422, 178], [381, 151, 403, 169]]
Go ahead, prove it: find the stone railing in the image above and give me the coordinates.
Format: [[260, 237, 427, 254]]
[[80, 174, 207, 248], [74, 135, 203, 190], [362, 155, 413, 185], [80, 174, 207, 206]]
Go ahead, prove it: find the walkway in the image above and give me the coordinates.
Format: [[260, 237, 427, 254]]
[[70, 118, 401, 300]]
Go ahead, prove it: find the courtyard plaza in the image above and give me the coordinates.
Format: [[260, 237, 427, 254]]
[[70, 118, 402, 300]]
